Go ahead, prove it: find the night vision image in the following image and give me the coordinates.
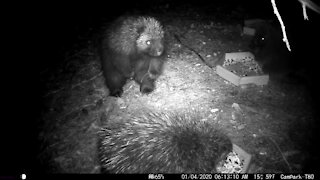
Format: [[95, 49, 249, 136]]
[[30, 0, 320, 176]]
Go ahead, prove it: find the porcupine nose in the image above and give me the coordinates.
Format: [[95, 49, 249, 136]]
[[156, 46, 163, 56], [152, 42, 164, 56]]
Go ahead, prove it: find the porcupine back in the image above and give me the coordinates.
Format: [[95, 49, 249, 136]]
[[98, 112, 232, 173]]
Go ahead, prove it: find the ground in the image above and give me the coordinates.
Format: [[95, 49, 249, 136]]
[[38, 5, 317, 173]]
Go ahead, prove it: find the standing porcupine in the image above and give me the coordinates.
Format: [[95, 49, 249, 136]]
[[98, 112, 233, 173], [249, 22, 308, 84], [100, 16, 166, 97]]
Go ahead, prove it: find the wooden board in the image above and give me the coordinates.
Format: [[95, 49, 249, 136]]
[[216, 65, 240, 86], [216, 65, 269, 86], [243, 26, 256, 36], [233, 144, 252, 173]]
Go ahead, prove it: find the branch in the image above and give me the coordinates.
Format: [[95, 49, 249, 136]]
[[271, 0, 291, 51], [298, 0, 320, 20]]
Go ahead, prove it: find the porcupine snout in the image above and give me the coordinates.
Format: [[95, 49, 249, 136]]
[[149, 39, 164, 57]]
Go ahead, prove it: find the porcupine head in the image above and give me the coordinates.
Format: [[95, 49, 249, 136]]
[[135, 17, 165, 57]]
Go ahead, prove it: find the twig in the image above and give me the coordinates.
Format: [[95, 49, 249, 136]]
[[173, 34, 209, 67], [44, 72, 102, 97], [298, 0, 320, 20], [271, 0, 291, 51], [267, 136, 293, 172], [71, 72, 102, 89], [44, 87, 66, 97]]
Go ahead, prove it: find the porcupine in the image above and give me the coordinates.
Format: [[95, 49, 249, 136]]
[[249, 22, 308, 84], [99, 16, 166, 97], [98, 112, 233, 173]]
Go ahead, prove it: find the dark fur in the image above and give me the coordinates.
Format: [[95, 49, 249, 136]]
[[133, 56, 164, 93], [249, 22, 307, 84], [100, 16, 165, 97], [250, 23, 291, 72]]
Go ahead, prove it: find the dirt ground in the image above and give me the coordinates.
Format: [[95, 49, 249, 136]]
[[38, 8, 318, 173]]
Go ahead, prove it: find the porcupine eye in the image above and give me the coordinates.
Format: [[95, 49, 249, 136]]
[[146, 40, 151, 46]]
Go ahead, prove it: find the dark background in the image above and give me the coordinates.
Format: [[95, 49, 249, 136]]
[[6, 0, 318, 176]]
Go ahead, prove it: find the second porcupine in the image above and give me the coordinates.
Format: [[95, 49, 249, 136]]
[[100, 16, 166, 97], [98, 112, 233, 173]]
